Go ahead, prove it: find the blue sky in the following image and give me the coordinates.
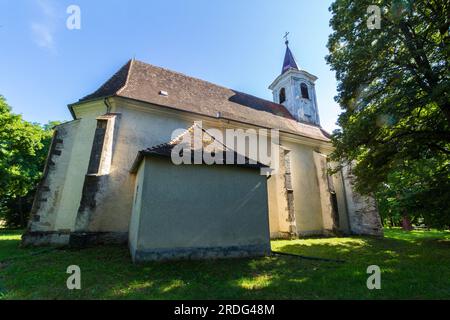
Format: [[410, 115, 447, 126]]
[[0, 0, 341, 132]]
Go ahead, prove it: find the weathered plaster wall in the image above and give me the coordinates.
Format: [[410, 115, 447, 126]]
[[54, 102, 107, 231], [45, 98, 341, 240], [267, 147, 296, 238], [74, 114, 119, 232], [130, 157, 271, 262], [85, 101, 191, 233], [270, 69, 320, 125], [267, 173, 281, 236], [312, 151, 336, 234], [25, 94, 383, 247], [331, 169, 351, 233], [342, 164, 383, 237], [23, 101, 107, 246], [281, 139, 325, 235], [27, 120, 80, 234]]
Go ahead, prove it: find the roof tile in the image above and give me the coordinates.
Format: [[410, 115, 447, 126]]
[[78, 59, 330, 142]]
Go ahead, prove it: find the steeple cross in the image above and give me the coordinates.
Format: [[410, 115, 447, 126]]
[[283, 32, 290, 44]]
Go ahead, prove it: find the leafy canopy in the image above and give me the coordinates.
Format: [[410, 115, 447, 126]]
[[0, 95, 56, 227], [326, 0, 449, 227]]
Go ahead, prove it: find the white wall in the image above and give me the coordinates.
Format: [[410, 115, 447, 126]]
[[31, 96, 354, 240], [29, 120, 80, 232], [281, 139, 325, 235], [85, 100, 191, 232], [54, 102, 107, 231]]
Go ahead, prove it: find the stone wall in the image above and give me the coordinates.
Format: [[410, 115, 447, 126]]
[[342, 164, 383, 237], [22, 231, 127, 247]]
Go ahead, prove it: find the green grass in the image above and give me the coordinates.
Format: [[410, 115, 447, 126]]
[[0, 228, 449, 300]]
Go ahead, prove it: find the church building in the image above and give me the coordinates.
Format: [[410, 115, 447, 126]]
[[22, 41, 383, 262]]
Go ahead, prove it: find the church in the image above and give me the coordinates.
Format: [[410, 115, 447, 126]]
[[22, 41, 383, 262]]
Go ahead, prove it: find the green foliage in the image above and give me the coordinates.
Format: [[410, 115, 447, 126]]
[[377, 157, 450, 228], [0, 95, 58, 227], [326, 0, 450, 227]]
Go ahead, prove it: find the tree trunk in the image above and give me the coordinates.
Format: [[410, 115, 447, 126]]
[[401, 212, 413, 231]]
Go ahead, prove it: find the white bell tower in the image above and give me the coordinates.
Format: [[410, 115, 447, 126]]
[[269, 37, 321, 126]]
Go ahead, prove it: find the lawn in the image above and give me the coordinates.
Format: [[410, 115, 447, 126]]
[[0, 228, 449, 300]]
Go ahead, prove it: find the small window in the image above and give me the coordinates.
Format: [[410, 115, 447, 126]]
[[279, 88, 286, 104], [300, 83, 309, 99]]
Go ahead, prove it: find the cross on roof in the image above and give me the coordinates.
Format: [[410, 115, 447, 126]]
[[284, 32, 290, 45]]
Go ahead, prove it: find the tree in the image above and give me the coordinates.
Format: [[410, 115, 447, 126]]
[[376, 157, 450, 229], [0, 95, 57, 228], [326, 0, 450, 228]]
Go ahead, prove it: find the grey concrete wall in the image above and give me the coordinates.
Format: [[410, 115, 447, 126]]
[[130, 157, 271, 262]]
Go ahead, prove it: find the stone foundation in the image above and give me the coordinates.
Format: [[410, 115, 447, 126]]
[[21, 231, 128, 247], [22, 231, 71, 247], [132, 244, 271, 263]]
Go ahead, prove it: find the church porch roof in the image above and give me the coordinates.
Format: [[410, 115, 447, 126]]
[[130, 123, 266, 173]]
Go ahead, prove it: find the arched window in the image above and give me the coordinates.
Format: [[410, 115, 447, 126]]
[[279, 88, 286, 104], [300, 83, 309, 99]]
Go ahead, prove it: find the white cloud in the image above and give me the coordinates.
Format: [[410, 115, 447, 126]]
[[30, 0, 57, 52], [37, 0, 56, 18], [31, 22, 54, 50]]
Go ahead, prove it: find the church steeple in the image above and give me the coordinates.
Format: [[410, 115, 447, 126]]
[[269, 36, 321, 126], [281, 40, 299, 74]]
